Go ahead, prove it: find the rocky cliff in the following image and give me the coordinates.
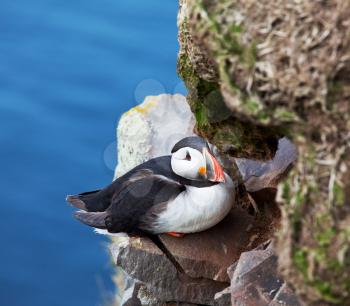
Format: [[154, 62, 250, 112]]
[[177, 1, 350, 305], [111, 1, 350, 305], [110, 94, 298, 305]]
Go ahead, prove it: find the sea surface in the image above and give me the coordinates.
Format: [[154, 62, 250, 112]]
[[0, 1, 184, 306]]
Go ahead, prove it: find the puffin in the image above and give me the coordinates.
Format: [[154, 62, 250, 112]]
[[67, 136, 234, 238]]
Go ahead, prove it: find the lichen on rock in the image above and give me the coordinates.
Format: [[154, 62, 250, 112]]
[[115, 94, 195, 178]]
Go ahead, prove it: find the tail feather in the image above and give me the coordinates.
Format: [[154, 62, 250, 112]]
[[66, 189, 101, 211], [74, 211, 107, 229], [66, 195, 87, 210]]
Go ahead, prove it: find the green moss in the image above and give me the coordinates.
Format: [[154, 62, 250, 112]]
[[243, 41, 258, 69], [179, 47, 261, 157], [333, 182, 345, 206], [313, 280, 341, 304], [195, 104, 209, 129], [291, 212, 343, 304], [223, 33, 244, 55], [316, 228, 336, 248], [293, 248, 308, 278], [229, 24, 243, 34], [328, 258, 342, 271], [212, 17, 256, 68], [282, 181, 291, 200], [195, 1, 244, 57], [281, 181, 305, 241], [177, 40, 219, 122], [242, 98, 262, 115], [293, 247, 342, 304], [177, 52, 197, 91], [196, 78, 219, 100], [274, 107, 299, 122], [295, 190, 305, 206], [290, 208, 347, 303], [257, 111, 271, 124]]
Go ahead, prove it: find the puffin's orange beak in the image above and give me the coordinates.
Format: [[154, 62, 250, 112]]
[[202, 148, 226, 183]]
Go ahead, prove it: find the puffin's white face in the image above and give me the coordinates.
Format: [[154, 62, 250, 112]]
[[171, 147, 206, 181], [171, 146, 226, 182]]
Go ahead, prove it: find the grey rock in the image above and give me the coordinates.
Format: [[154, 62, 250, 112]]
[[115, 94, 195, 179], [165, 303, 198, 306], [120, 275, 142, 306], [228, 245, 301, 306], [235, 138, 297, 193], [214, 287, 231, 306], [137, 284, 165, 306], [269, 283, 302, 306]]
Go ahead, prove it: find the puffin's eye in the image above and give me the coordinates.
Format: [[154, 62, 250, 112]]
[[185, 151, 191, 161]]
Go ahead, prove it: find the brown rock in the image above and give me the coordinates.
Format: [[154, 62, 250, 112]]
[[111, 236, 227, 305], [111, 207, 277, 305], [158, 208, 258, 282]]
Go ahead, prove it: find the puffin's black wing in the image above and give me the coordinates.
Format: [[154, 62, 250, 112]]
[[66, 156, 174, 213], [67, 155, 214, 213], [74, 170, 185, 234]]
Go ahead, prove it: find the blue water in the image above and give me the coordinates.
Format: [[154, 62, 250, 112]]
[[0, 1, 184, 306]]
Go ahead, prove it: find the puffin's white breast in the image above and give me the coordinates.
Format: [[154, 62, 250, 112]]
[[152, 174, 234, 234]]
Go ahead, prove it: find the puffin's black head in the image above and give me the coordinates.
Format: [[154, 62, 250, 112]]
[[170, 136, 225, 183], [171, 136, 209, 154]]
